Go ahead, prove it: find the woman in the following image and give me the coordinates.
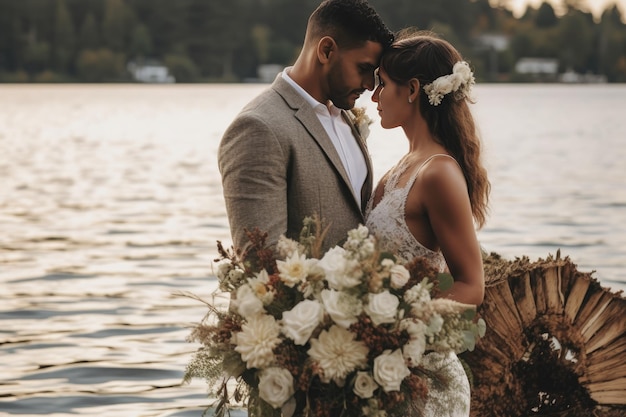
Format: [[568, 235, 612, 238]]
[[365, 31, 490, 416]]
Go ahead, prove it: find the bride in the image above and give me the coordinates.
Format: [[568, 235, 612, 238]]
[[365, 31, 491, 416]]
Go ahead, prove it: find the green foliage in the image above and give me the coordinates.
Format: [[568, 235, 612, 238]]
[[164, 54, 199, 83], [535, 2, 558, 28], [0, 0, 624, 82], [76, 48, 126, 81]]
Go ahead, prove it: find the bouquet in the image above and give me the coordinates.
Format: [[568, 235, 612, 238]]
[[184, 217, 485, 417]]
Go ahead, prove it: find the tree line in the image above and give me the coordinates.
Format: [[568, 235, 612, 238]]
[[0, 0, 625, 83]]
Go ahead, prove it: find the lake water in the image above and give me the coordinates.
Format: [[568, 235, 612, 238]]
[[1, 84, 625, 416]]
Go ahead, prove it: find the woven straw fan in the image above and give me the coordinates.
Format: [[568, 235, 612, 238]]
[[461, 251, 626, 417]]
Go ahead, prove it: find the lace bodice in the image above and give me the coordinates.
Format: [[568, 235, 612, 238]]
[[365, 154, 453, 271], [365, 154, 470, 417]]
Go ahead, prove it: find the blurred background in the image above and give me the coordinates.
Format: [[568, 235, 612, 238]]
[[1, 0, 625, 84]]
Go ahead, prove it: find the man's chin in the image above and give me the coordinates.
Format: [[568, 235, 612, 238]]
[[334, 99, 355, 110]]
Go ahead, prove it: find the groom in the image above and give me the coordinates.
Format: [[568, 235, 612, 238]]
[[218, 0, 393, 252]]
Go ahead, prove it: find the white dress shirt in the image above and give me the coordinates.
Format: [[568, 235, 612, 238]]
[[282, 68, 367, 208]]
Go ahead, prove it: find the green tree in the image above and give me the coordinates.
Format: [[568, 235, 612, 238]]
[[251, 24, 271, 64], [535, 2, 558, 28], [78, 13, 100, 50], [164, 53, 199, 82], [557, 10, 594, 71], [599, 5, 626, 81], [53, 0, 76, 72], [102, 0, 131, 52], [76, 47, 125, 81], [130, 23, 152, 58]]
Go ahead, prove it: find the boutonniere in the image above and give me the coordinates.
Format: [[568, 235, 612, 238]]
[[349, 106, 373, 141]]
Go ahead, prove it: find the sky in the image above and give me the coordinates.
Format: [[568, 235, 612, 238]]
[[511, 0, 626, 17]]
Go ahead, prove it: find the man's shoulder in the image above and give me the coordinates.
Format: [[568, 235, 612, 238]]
[[232, 81, 300, 127]]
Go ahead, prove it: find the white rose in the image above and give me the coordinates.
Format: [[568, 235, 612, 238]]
[[235, 284, 264, 318], [353, 371, 378, 398], [281, 299, 323, 345], [258, 367, 295, 409], [389, 264, 410, 289], [317, 246, 361, 290], [364, 290, 399, 326], [320, 289, 362, 329], [373, 349, 411, 392]]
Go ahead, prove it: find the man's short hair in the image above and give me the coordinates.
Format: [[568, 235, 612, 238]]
[[307, 0, 394, 49]]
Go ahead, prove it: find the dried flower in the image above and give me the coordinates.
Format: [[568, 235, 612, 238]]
[[233, 314, 281, 369], [349, 107, 373, 140], [308, 325, 369, 386]]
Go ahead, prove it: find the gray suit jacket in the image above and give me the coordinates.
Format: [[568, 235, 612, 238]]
[[218, 74, 373, 252]]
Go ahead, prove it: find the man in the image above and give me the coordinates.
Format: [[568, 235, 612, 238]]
[[219, 0, 393, 252]]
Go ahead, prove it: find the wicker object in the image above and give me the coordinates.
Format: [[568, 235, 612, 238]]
[[462, 251, 626, 417]]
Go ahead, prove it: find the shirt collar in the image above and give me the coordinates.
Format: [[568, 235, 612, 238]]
[[281, 67, 341, 117]]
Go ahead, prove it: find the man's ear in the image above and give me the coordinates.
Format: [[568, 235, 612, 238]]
[[317, 36, 336, 64]]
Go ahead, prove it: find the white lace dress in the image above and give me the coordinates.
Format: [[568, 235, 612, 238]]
[[365, 154, 471, 417]]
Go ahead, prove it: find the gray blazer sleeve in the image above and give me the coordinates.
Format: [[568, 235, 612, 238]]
[[218, 111, 288, 250]]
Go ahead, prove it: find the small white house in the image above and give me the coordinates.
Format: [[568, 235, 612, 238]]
[[476, 34, 510, 52], [127, 61, 175, 83], [515, 58, 558, 75]]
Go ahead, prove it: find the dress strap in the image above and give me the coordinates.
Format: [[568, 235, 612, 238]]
[[406, 154, 458, 186]]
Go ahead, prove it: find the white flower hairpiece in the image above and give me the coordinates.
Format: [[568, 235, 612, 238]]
[[423, 61, 475, 106]]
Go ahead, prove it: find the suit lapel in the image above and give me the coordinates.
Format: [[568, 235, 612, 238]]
[[273, 77, 354, 198], [342, 110, 373, 213]]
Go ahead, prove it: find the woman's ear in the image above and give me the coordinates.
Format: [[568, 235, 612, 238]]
[[317, 36, 336, 64], [408, 78, 420, 103]]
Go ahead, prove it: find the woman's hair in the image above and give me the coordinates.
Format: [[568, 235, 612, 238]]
[[381, 30, 490, 228], [306, 0, 394, 50]]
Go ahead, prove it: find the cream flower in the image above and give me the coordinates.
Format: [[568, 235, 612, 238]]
[[281, 299, 323, 345], [258, 367, 295, 409], [308, 325, 369, 386], [353, 371, 378, 399], [317, 246, 361, 290], [389, 264, 410, 289], [373, 349, 411, 392], [349, 107, 372, 140], [423, 61, 475, 106], [215, 261, 231, 281], [364, 290, 399, 326], [400, 319, 427, 366], [276, 251, 311, 288], [234, 314, 281, 369], [276, 235, 303, 259], [320, 289, 362, 329], [404, 278, 433, 305], [248, 269, 274, 304], [235, 284, 264, 318]]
